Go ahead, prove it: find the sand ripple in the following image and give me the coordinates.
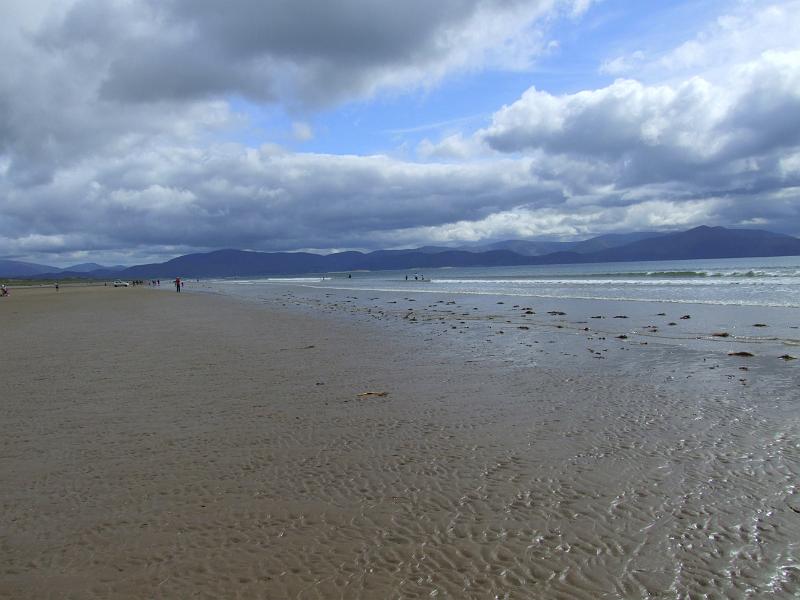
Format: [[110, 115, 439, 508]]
[[3, 288, 799, 599]]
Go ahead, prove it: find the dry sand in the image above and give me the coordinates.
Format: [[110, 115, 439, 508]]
[[2, 286, 799, 599]]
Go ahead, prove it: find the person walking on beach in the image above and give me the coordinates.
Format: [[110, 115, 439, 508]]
[[55, 282, 59, 292], [175, 277, 181, 292]]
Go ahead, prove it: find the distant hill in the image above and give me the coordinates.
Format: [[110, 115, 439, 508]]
[[0, 259, 126, 278], [8, 226, 800, 279], [588, 226, 800, 262], [437, 231, 663, 256], [472, 239, 569, 256], [118, 248, 533, 278], [570, 231, 665, 254], [64, 262, 124, 272], [0, 259, 61, 277], [113, 226, 800, 278]]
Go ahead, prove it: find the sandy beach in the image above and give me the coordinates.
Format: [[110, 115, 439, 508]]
[[2, 285, 799, 599]]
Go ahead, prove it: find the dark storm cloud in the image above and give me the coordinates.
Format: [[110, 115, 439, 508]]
[[0, 145, 566, 259], [0, 0, 553, 184], [38, 0, 549, 107]]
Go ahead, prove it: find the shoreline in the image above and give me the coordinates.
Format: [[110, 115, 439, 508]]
[[2, 286, 799, 598], [196, 279, 800, 390]]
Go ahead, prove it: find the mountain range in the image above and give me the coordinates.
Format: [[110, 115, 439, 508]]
[[2, 226, 800, 279], [0, 260, 125, 278]]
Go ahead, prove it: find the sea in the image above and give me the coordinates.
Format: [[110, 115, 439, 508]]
[[208, 255, 800, 308]]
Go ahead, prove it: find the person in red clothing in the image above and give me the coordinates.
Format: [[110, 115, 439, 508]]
[[175, 277, 181, 292]]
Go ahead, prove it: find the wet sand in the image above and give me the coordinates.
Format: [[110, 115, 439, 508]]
[[2, 286, 799, 599]]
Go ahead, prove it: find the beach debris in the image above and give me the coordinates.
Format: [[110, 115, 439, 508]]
[[728, 351, 754, 357], [739, 366, 749, 371], [712, 332, 730, 337], [357, 391, 388, 398], [613, 315, 628, 319], [518, 326, 529, 330], [548, 311, 566, 316], [617, 334, 628, 339], [657, 312, 666, 316], [497, 301, 504, 304], [753, 323, 768, 327], [524, 310, 535, 315], [680, 315, 691, 319], [668, 322, 677, 326], [779, 354, 797, 361], [591, 315, 604, 319]]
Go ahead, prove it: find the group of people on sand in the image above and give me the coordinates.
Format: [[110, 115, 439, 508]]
[[1, 284, 8, 297], [405, 273, 425, 281]]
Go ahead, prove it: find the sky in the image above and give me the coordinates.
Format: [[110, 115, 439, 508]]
[[1, 0, 799, 267]]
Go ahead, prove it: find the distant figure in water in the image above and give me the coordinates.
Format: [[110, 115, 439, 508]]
[[348, 273, 351, 279], [405, 275, 408, 281], [175, 277, 181, 292]]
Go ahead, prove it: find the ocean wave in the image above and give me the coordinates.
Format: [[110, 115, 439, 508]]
[[215, 277, 331, 284], [436, 269, 800, 280], [227, 281, 800, 308], [431, 278, 799, 287]]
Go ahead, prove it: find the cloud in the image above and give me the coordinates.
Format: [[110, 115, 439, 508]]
[[0, 142, 568, 259], [386, 197, 724, 245], [0, 0, 577, 184], [292, 122, 314, 142], [416, 133, 484, 161], [598, 1, 800, 80], [1, 0, 800, 266], [35, 0, 571, 108], [600, 50, 644, 76], [481, 49, 800, 194]]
